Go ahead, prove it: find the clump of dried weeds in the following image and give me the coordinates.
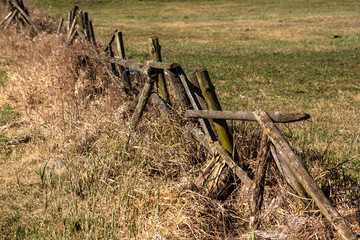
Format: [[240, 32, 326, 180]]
[[0, 3, 358, 239]]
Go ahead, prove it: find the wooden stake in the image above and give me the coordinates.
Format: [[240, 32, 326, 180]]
[[249, 133, 270, 230], [115, 31, 126, 59], [149, 37, 170, 103], [196, 69, 234, 156], [104, 31, 116, 52], [83, 12, 90, 41], [0, 12, 13, 27], [89, 20, 96, 45], [254, 111, 357, 240], [4, 10, 18, 29], [57, 16, 64, 35], [107, 45, 118, 76], [130, 75, 156, 129], [67, 11, 72, 33], [115, 31, 126, 79]]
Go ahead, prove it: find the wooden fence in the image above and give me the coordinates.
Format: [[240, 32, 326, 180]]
[[0, 3, 357, 240]]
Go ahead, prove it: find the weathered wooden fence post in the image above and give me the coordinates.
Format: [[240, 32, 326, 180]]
[[249, 133, 270, 230], [166, 68, 191, 110], [149, 37, 170, 103], [196, 69, 234, 156], [130, 73, 157, 129]]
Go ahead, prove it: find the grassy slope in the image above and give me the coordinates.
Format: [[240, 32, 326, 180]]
[[31, 0, 360, 170]]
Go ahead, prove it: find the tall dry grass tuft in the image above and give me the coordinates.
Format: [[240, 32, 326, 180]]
[[0, 3, 358, 239]]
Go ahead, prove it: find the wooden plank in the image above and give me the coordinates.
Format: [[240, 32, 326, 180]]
[[254, 111, 356, 240], [270, 145, 309, 207], [185, 110, 310, 123]]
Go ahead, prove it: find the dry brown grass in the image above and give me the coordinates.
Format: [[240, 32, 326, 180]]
[[0, 3, 359, 239]]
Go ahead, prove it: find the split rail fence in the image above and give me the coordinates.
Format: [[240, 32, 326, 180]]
[[1, 3, 357, 240]]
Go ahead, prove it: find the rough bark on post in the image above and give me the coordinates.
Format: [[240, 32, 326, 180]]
[[165, 68, 191, 110], [250, 133, 270, 230], [149, 37, 170, 103], [196, 69, 234, 156], [150, 94, 169, 116], [130, 75, 156, 129], [254, 111, 357, 240]]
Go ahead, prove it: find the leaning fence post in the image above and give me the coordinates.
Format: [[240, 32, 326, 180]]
[[57, 16, 64, 35], [130, 73, 157, 129], [149, 37, 170, 103], [196, 69, 234, 156]]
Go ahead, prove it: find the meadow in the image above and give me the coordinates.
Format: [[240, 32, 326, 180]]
[[0, 0, 359, 239], [30, 0, 360, 170]]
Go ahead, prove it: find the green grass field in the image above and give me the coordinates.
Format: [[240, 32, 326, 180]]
[[30, 0, 360, 174], [0, 0, 359, 238]]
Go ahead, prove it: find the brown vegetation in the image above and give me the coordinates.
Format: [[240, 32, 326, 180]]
[[0, 2, 358, 239]]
